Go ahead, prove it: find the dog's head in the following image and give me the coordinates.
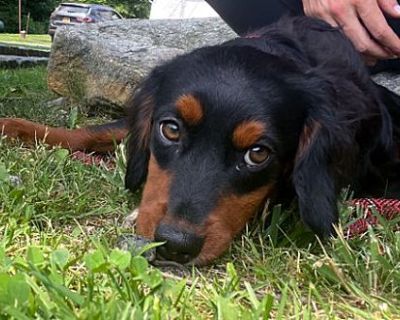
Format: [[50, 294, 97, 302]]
[[125, 43, 387, 265]]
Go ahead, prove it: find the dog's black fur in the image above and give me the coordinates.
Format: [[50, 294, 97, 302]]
[[126, 16, 399, 245]]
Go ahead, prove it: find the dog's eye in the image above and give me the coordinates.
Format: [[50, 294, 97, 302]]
[[160, 120, 180, 142], [244, 146, 270, 167]]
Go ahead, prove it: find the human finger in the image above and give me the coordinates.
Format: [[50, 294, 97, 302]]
[[330, 3, 395, 58], [356, 0, 400, 55], [378, 0, 400, 18]]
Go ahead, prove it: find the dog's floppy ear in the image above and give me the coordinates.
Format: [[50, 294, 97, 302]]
[[125, 69, 163, 192], [291, 79, 358, 237], [292, 117, 340, 237], [291, 72, 394, 236]]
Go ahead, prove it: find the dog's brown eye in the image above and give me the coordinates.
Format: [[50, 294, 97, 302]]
[[160, 121, 180, 142], [244, 146, 270, 166]]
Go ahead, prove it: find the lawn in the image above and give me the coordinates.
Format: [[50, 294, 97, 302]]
[[0, 66, 399, 319], [0, 33, 51, 50]]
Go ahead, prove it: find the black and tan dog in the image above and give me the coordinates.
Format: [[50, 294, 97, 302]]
[[1, 17, 399, 265]]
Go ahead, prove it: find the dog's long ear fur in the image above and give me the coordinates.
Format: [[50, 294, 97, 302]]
[[125, 69, 164, 192], [291, 74, 396, 237], [292, 117, 340, 237], [291, 77, 361, 237]]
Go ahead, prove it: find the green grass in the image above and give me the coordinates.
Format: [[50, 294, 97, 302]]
[[0, 67, 58, 123], [0, 33, 51, 50], [0, 67, 400, 319]]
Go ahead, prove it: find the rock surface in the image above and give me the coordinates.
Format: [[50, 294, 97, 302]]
[[47, 18, 235, 111], [373, 73, 400, 95]]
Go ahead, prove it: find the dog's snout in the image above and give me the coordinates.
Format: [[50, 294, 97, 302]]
[[155, 224, 204, 263]]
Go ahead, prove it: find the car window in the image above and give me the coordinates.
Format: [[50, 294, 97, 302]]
[[97, 10, 121, 20], [57, 5, 89, 14]]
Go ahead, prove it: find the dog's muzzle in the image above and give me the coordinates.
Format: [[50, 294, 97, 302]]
[[154, 223, 205, 264]]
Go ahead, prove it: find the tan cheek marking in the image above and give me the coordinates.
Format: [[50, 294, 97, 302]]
[[176, 94, 204, 126], [232, 121, 265, 150], [136, 155, 171, 239], [194, 185, 274, 265], [295, 120, 321, 161]]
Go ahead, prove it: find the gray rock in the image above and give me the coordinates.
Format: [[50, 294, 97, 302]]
[[46, 97, 69, 108], [9, 175, 22, 187], [116, 234, 156, 262], [47, 18, 235, 112], [121, 208, 139, 229], [373, 73, 400, 95]]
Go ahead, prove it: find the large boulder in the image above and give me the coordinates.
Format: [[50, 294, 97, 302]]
[[47, 18, 235, 112]]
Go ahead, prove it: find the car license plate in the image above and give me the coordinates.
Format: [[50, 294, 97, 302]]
[[62, 17, 70, 23]]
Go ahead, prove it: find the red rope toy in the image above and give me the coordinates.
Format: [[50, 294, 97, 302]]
[[345, 198, 400, 237], [71, 151, 115, 168]]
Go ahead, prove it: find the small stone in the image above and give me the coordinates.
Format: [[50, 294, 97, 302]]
[[121, 209, 139, 229], [46, 97, 68, 108], [116, 234, 156, 262], [9, 175, 22, 187]]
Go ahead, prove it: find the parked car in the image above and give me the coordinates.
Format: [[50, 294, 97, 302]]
[[48, 3, 123, 40]]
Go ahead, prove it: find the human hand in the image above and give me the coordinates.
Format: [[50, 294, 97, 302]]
[[303, 0, 400, 62]]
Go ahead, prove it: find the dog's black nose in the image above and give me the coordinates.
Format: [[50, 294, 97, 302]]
[[154, 224, 204, 264]]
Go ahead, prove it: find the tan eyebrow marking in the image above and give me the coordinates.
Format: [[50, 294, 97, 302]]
[[176, 94, 204, 126], [232, 121, 266, 149]]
